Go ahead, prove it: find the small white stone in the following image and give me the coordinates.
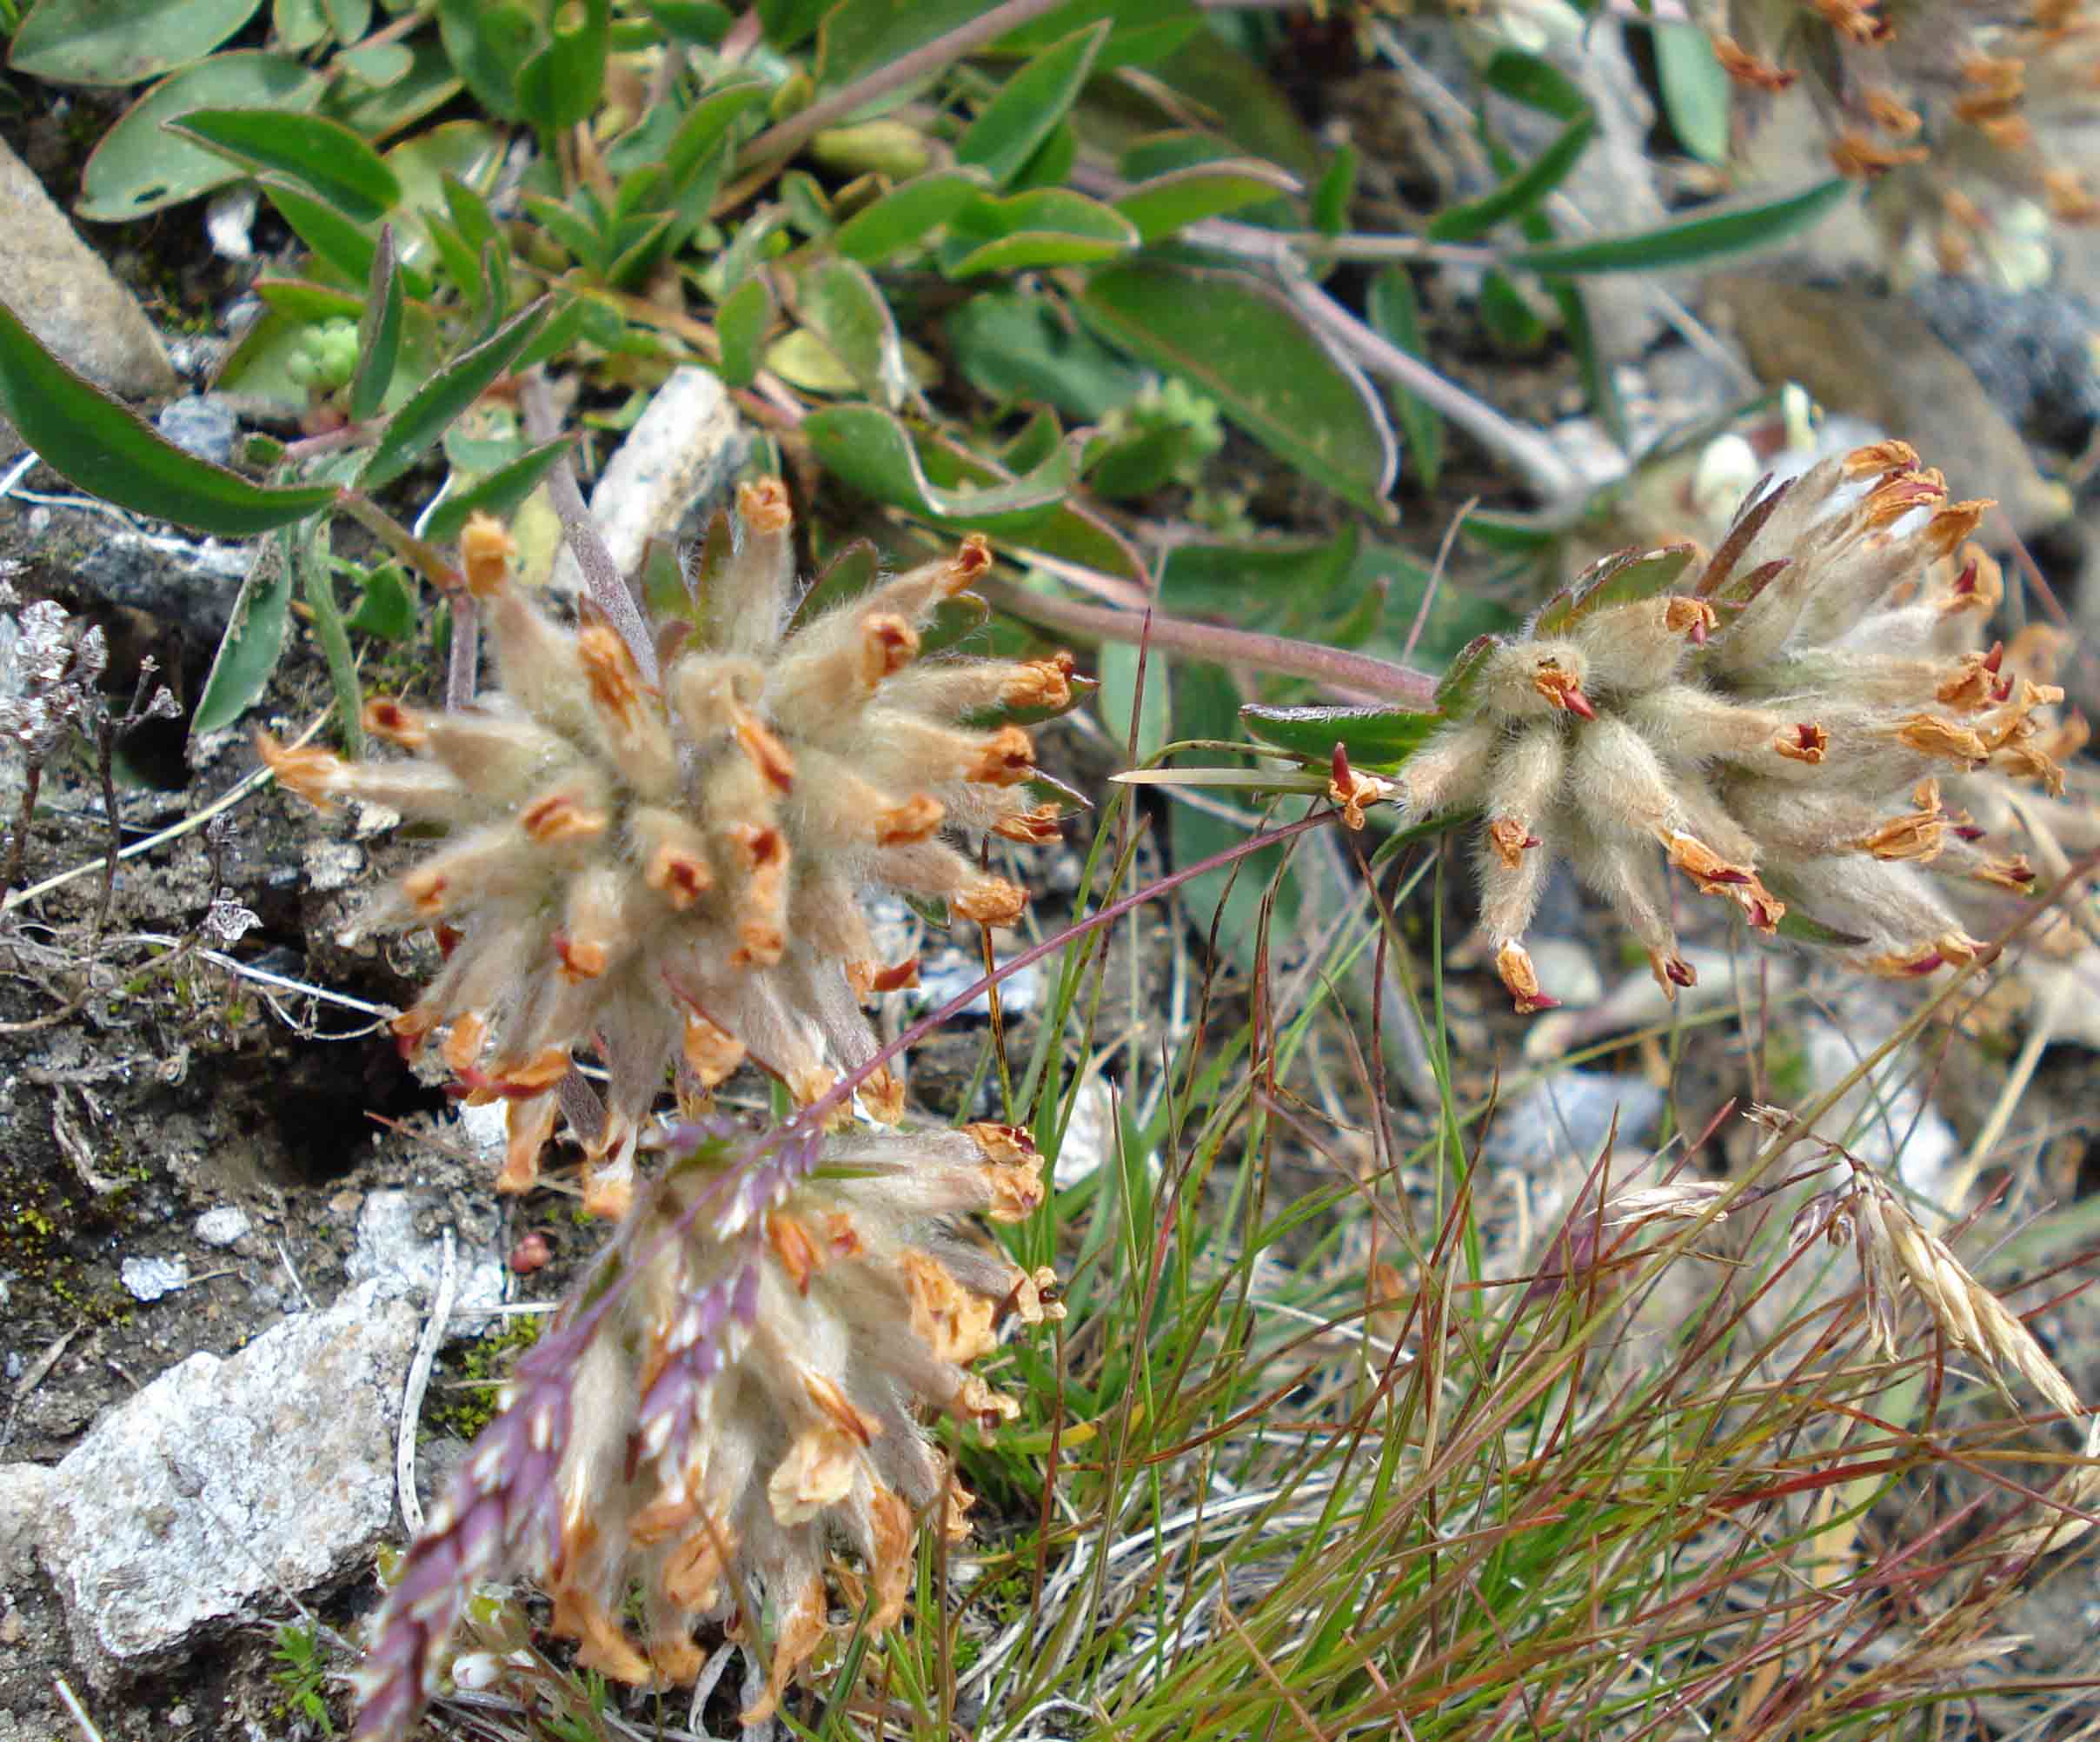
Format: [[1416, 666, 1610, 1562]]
[[194, 1207, 251, 1248], [120, 1254, 189, 1302]]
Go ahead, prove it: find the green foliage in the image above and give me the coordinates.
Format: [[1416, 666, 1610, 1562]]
[[271, 1622, 336, 1735]]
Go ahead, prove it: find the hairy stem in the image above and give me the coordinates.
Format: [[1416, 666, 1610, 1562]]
[[976, 575, 1441, 708]]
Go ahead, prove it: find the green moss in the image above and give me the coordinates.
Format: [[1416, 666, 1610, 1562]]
[[425, 1312, 546, 1440]]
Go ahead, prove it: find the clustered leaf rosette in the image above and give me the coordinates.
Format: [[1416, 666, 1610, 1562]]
[[349, 1119, 1060, 1740], [262, 482, 1073, 1215], [1715, 0, 2099, 273], [1394, 440, 2081, 1014]]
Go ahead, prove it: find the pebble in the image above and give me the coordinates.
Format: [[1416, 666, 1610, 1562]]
[[193, 1207, 250, 1248], [344, 1190, 507, 1334], [153, 396, 238, 465], [119, 1254, 189, 1302]]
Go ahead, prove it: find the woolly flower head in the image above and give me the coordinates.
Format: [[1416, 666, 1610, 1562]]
[[1397, 440, 2079, 1013], [350, 1119, 1060, 1739], [1715, 0, 2099, 276], [263, 482, 1072, 1214]]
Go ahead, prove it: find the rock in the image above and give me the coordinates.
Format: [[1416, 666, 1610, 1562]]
[[154, 396, 239, 466], [913, 948, 1041, 1019], [193, 1207, 251, 1248], [0, 137, 178, 431], [1483, 1073, 1666, 1174], [118, 1254, 189, 1302], [345, 1190, 507, 1335], [1705, 276, 2072, 535], [0, 1463, 53, 1581], [37, 1279, 419, 1687], [548, 365, 745, 600]]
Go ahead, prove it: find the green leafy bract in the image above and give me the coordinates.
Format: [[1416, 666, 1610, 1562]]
[[1532, 543, 1698, 635], [421, 436, 574, 542], [1239, 703, 1444, 769], [0, 296, 335, 535]]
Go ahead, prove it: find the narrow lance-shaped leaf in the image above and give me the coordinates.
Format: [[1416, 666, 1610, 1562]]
[[957, 20, 1110, 189], [421, 436, 575, 542], [192, 531, 299, 737], [1427, 113, 1595, 243], [169, 107, 403, 224], [1240, 703, 1443, 768], [359, 297, 551, 489], [349, 224, 404, 423], [1500, 178, 1851, 276], [0, 296, 334, 536]]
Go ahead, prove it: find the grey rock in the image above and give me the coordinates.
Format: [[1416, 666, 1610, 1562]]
[[0, 137, 177, 426], [345, 1190, 507, 1335], [193, 1207, 251, 1248], [1484, 1073, 1666, 1174], [548, 365, 744, 600], [913, 949, 1041, 1019], [154, 396, 239, 466], [0, 1462, 54, 1581], [118, 1254, 189, 1302], [37, 1280, 417, 1686]]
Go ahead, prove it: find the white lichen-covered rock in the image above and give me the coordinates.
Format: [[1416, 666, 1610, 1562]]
[[37, 1280, 417, 1686]]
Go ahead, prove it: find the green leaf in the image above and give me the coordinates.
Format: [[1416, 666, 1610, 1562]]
[[348, 224, 403, 423], [832, 166, 991, 263], [257, 174, 377, 285], [644, 1, 730, 45], [1654, 23, 1730, 167], [1480, 48, 1588, 124], [1113, 158, 1299, 243], [1365, 267, 1442, 492], [992, 0, 1200, 70], [9, 0, 262, 86], [665, 77, 768, 186], [943, 289, 1145, 420], [1147, 26, 1319, 180], [804, 404, 1074, 532], [1534, 542, 1698, 635], [788, 539, 881, 631], [275, 0, 330, 53], [299, 519, 364, 755], [796, 257, 909, 408], [322, 0, 370, 38], [944, 188, 1138, 276], [1428, 114, 1594, 242], [322, 32, 462, 138], [1502, 178, 1851, 275], [1080, 263, 1397, 519], [716, 273, 773, 389], [516, 0, 610, 137], [1311, 143, 1355, 236], [957, 19, 1108, 189], [1240, 702, 1442, 768], [435, 0, 535, 122], [0, 295, 334, 535], [192, 531, 296, 738], [169, 107, 403, 224], [343, 562, 415, 640], [359, 298, 550, 489], [1098, 640, 1171, 766], [1432, 635, 1498, 716], [814, 0, 983, 92], [76, 52, 325, 221], [1478, 268, 1549, 350], [421, 435, 574, 542]]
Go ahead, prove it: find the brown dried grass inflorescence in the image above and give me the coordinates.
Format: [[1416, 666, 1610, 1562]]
[[351, 1119, 1060, 1739], [1394, 442, 2073, 1014], [1793, 1165, 2083, 1420], [262, 486, 1071, 1214]]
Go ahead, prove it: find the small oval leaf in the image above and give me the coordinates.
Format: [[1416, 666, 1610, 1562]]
[[10, 0, 262, 86]]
